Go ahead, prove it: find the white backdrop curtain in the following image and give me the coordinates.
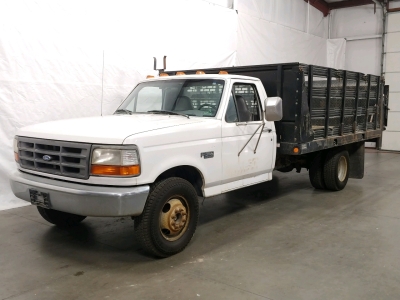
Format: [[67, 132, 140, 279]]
[[0, 0, 345, 210]]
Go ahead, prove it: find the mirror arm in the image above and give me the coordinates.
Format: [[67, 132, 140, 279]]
[[253, 122, 265, 154], [238, 123, 263, 157]]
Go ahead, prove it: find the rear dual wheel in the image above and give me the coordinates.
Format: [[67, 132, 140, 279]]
[[323, 150, 350, 191], [309, 152, 326, 189], [309, 149, 350, 191]]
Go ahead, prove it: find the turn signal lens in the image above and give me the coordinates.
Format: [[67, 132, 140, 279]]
[[91, 165, 140, 176], [219, 70, 228, 75], [14, 152, 19, 162], [196, 70, 205, 75], [176, 72, 185, 75], [293, 147, 299, 154]]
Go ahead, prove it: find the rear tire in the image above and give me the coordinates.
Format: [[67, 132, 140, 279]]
[[37, 207, 86, 227], [323, 149, 350, 191], [309, 152, 326, 189], [134, 177, 199, 258]]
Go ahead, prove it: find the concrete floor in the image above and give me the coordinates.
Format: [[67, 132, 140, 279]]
[[1, 149, 400, 300]]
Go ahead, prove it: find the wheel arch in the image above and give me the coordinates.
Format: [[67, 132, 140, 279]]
[[154, 165, 205, 197]]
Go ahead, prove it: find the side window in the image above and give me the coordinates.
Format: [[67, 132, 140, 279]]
[[233, 84, 261, 122], [135, 87, 162, 112], [225, 92, 238, 123]]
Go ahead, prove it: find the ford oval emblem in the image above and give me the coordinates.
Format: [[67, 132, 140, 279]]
[[42, 155, 52, 161]]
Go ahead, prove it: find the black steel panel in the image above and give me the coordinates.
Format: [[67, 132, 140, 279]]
[[277, 122, 296, 142], [384, 85, 389, 127], [364, 75, 371, 131], [339, 71, 347, 135]]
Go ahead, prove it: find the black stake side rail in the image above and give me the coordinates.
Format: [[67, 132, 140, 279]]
[[166, 62, 385, 156]]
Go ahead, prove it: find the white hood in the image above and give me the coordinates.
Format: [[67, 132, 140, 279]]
[[17, 114, 205, 144]]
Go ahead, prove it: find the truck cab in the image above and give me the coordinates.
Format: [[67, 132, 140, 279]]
[[121, 74, 279, 195]]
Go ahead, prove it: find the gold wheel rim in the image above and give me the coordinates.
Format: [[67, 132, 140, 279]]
[[338, 156, 348, 182], [159, 197, 190, 241]]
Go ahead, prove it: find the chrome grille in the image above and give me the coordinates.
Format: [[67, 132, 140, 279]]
[[17, 137, 91, 179]]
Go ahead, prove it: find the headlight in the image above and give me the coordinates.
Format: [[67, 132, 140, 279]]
[[14, 137, 19, 162], [90, 147, 140, 177]]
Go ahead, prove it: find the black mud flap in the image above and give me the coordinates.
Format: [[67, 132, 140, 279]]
[[346, 141, 365, 179]]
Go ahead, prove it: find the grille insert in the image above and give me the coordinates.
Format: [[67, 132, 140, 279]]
[[17, 137, 91, 179]]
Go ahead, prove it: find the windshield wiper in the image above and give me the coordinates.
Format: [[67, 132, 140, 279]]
[[114, 109, 133, 115], [147, 110, 190, 119]]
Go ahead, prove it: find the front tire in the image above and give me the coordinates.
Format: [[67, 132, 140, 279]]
[[323, 149, 350, 191], [37, 207, 86, 227], [134, 177, 199, 258]]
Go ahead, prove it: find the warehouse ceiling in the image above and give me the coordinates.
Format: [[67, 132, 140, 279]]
[[304, 0, 394, 16]]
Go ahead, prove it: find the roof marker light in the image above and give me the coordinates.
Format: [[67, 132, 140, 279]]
[[176, 72, 186, 75], [160, 73, 169, 77], [196, 70, 205, 75], [219, 70, 228, 75], [146, 75, 155, 79]]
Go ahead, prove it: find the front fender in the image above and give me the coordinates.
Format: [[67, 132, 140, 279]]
[[137, 143, 221, 189]]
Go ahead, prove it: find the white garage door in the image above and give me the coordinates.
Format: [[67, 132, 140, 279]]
[[382, 11, 400, 151]]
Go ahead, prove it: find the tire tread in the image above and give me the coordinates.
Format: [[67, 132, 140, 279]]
[[309, 152, 326, 189], [134, 177, 199, 258], [323, 149, 350, 191]]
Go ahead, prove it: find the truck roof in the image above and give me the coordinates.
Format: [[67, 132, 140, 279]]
[[144, 74, 259, 82]]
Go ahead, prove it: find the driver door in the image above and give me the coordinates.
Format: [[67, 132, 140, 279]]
[[221, 81, 275, 192]]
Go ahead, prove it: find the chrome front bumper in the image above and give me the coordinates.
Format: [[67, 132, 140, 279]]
[[9, 171, 150, 217]]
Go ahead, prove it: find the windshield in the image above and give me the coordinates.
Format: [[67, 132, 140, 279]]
[[115, 79, 225, 118]]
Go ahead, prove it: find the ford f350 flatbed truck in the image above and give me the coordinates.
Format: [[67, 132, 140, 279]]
[[10, 62, 387, 257]]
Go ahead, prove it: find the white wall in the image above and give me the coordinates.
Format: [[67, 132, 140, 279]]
[[0, 0, 238, 210], [236, 0, 328, 38], [381, 11, 400, 151], [345, 39, 382, 76], [235, 0, 345, 68], [0, 0, 346, 210], [330, 4, 383, 75], [389, 1, 400, 9]]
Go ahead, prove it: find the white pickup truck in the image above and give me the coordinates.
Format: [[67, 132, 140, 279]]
[[10, 63, 386, 257]]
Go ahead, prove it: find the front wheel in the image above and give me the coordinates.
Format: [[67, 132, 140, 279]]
[[134, 177, 199, 257], [37, 207, 86, 227]]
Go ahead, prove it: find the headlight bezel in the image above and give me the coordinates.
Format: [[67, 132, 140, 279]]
[[90, 145, 141, 177], [14, 136, 19, 162]]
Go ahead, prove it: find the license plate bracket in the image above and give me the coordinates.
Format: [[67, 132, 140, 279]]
[[29, 189, 51, 209]]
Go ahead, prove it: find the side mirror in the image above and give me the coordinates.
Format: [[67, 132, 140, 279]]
[[264, 97, 283, 121]]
